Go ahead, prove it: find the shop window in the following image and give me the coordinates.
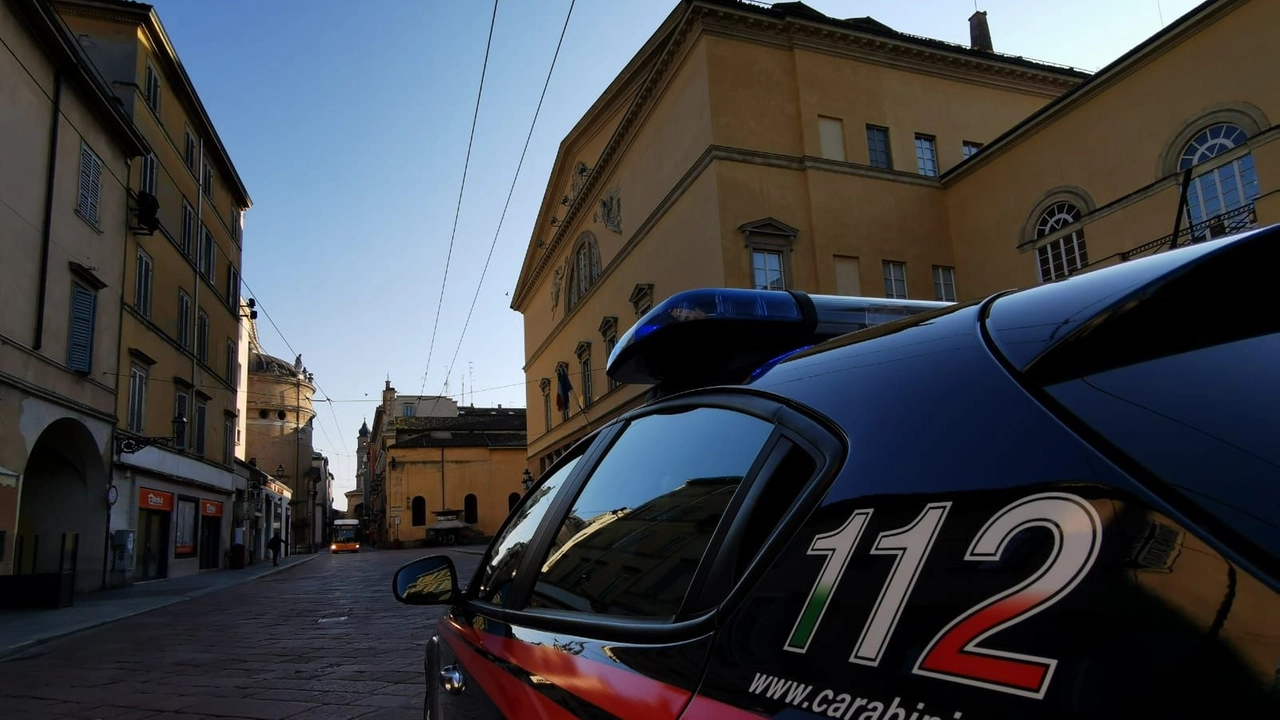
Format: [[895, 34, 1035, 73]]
[[175, 499, 197, 557]]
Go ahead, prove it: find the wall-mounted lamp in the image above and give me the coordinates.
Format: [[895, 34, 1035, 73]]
[[115, 413, 187, 455], [521, 469, 534, 492]]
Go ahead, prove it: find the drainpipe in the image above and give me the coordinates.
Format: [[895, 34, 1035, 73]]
[[440, 446, 446, 512], [192, 138, 204, 389], [35, 72, 63, 351]]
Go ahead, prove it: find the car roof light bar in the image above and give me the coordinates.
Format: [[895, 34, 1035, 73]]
[[606, 288, 950, 388]]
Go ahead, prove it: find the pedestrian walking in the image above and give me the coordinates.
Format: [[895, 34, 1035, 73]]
[[268, 533, 283, 566]]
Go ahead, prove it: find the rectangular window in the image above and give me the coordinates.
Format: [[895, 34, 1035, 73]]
[[175, 499, 197, 557], [403, 404, 415, 417], [604, 335, 619, 391], [139, 153, 158, 196], [184, 130, 197, 172], [225, 265, 239, 307], [883, 261, 908, 299], [834, 255, 862, 296], [76, 142, 103, 225], [174, 391, 189, 450], [196, 309, 209, 362], [199, 227, 215, 282], [932, 265, 957, 302], [128, 364, 147, 433], [180, 201, 195, 257], [580, 356, 593, 407], [915, 134, 938, 177], [67, 283, 96, 373], [752, 249, 785, 291], [135, 249, 153, 318], [818, 116, 846, 161], [194, 400, 207, 457], [143, 63, 161, 117], [231, 209, 242, 245], [543, 393, 552, 432], [225, 339, 236, 386], [962, 141, 984, 160], [866, 125, 891, 169], [177, 290, 192, 349], [201, 156, 213, 199], [224, 418, 234, 465]]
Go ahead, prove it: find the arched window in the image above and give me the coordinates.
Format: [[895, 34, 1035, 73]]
[[410, 496, 426, 526], [565, 233, 601, 311], [464, 494, 478, 525], [1034, 201, 1087, 282], [1178, 123, 1260, 236], [508, 492, 520, 512]]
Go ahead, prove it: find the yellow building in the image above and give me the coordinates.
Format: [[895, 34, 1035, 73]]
[[0, 0, 148, 599], [942, 0, 1279, 293], [512, 0, 1086, 472], [367, 382, 527, 544], [53, 0, 253, 583]]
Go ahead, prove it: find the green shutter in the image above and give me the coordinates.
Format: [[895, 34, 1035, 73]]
[[67, 284, 96, 372]]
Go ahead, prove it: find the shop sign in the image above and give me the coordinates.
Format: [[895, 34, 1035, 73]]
[[138, 488, 174, 512], [201, 500, 223, 517]]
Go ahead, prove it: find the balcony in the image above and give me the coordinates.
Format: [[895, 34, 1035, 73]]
[[1120, 202, 1258, 262]]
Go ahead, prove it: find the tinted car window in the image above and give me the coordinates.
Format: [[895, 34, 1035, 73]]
[[473, 454, 580, 606], [1045, 331, 1280, 559], [528, 407, 774, 618]]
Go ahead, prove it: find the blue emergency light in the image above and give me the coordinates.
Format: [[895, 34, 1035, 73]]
[[607, 288, 950, 391]]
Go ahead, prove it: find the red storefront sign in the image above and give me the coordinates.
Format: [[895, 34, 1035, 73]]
[[201, 500, 223, 517], [139, 488, 174, 512]]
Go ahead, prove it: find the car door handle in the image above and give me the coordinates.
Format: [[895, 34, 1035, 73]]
[[439, 665, 465, 695]]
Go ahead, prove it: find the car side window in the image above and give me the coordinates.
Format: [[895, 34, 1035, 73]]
[[526, 407, 774, 618], [472, 454, 581, 606]]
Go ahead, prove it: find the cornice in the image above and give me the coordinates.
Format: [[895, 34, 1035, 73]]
[[512, 8, 700, 311]]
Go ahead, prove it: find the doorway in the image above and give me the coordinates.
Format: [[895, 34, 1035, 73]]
[[199, 514, 221, 570], [137, 509, 169, 581]]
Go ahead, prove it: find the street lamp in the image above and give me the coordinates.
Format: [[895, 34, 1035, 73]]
[[115, 413, 188, 455], [521, 469, 534, 492]]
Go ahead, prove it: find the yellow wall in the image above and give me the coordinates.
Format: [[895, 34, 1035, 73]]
[[945, 0, 1280, 297], [516, 7, 1078, 470], [388, 445, 527, 539]]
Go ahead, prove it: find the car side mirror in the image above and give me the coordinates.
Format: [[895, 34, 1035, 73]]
[[392, 555, 460, 605]]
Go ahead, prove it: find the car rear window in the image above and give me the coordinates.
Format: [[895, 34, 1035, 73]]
[[1044, 330, 1280, 563]]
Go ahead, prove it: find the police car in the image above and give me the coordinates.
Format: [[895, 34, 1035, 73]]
[[393, 225, 1280, 719]]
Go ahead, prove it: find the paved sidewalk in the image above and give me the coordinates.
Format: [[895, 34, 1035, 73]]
[[0, 553, 319, 660]]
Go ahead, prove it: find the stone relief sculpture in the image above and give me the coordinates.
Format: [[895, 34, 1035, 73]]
[[551, 264, 564, 311], [570, 161, 592, 200], [594, 187, 622, 234]]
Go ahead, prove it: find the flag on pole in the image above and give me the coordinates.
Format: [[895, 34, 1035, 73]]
[[555, 364, 573, 412]]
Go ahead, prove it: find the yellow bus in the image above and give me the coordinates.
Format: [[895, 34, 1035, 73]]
[[331, 519, 360, 553]]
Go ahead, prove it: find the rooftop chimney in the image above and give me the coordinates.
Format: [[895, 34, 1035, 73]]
[[969, 11, 993, 53]]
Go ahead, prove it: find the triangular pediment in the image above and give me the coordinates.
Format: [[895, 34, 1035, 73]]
[[737, 217, 799, 237]]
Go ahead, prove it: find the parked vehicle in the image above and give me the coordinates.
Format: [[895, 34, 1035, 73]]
[[393, 225, 1280, 719]]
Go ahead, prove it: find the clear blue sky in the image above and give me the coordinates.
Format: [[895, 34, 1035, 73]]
[[146, 0, 1200, 498]]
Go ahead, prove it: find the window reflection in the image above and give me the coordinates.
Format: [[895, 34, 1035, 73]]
[[529, 408, 773, 618], [475, 456, 580, 606]]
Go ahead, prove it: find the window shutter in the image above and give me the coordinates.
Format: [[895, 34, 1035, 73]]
[[87, 151, 103, 223], [77, 145, 94, 218], [67, 285, 96, 372]]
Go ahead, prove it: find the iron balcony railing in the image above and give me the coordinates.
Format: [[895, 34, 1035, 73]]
[[1120, 202, 1258, 261]]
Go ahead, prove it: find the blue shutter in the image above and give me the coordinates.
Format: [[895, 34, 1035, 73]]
[[67, 284, 96, 373]]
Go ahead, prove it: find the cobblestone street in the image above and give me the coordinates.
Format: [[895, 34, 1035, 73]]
[[0, 548, 479, 720]]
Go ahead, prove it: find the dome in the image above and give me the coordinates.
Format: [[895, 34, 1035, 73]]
[[249, 349, 305, 378]]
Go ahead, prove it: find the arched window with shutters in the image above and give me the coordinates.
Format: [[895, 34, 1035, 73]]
[[1034, 201, 1087, 282], [410, 496, 426, 526], [508, 492, 520, 512], [464, 494, 478, 525], [565, 232, 601, 312], [1178, 123, 1260, 237]]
